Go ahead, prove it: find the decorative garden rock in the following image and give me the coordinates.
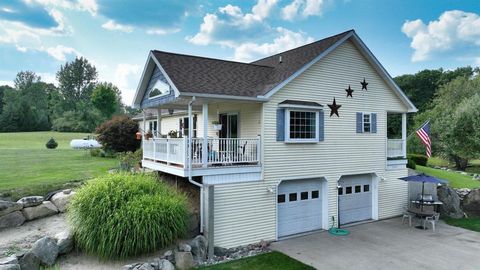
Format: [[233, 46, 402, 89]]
[[162, 250, 174, 262], [55, 230, 73, 254], [189, 235, 207, 262], [18, 251, 40, 270], [174, 251, 194, 270], [178, 243, 191, 252], [213, 246, 228, 257], [463, 189, 480, 217], [437, 186, 464, 219], [21, 201, 58, 221], [50, 191, 75, 213], [157, 259, 175, 270], [16, 196, 44, 208], [0, 264, 20, 270], [136, 263, 154, 270], [0, 200, 23, 216], [0, 256, 18, 265], [0, 211, 25, 229], [30, 237, 59, 266]]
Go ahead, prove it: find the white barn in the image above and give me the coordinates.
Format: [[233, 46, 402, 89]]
[[132, 30, 417, 248]]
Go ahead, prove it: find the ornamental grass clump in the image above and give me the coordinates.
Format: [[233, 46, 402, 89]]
[[68, 173, 188, 259]]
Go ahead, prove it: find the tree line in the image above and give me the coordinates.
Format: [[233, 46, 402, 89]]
[[0, 57, 140, 133]]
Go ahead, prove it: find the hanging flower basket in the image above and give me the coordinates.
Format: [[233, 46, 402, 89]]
[[213, 124, 222, 131]]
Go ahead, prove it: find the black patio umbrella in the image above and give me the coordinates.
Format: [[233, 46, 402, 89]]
[[399, 173, 448, 210]]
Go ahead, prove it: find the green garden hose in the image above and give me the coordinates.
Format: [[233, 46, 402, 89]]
[[328, 216, 350, 236]]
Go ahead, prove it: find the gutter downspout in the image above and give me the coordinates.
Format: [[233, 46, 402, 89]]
[[187, 96, 204, 233]]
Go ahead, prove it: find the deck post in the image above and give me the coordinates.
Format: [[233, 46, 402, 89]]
[[207, 185, 214, 259], [142, 110, 146, 158], [202, 103, 209, 168], [402, 113, 407, 158], [188, 101, 193, 170], [156, 108, 161, 137], [256, 135, 261, 164], [166, 136, 170, 165]]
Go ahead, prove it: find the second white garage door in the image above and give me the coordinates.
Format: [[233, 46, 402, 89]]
[[338, 174, 372, 225], [277, 179, 323, 238]]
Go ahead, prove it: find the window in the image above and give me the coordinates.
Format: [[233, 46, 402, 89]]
[[363, 113, 371, 133], [312, 190, 319, 199], [301, 192, 308, 200], [338, 188, 343, 195], [346, 186, 352, 194], [277, 194, 286, 203], [289, 193, 297, 202], [181, 115, 197, 137], [286, 110, 318, 142], [363, 184, 370, 192], [148, 121, 158, 134], [148, 79, 170, 99], [355, 185, 361, 193]]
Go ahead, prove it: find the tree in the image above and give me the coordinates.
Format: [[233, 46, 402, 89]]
[[52, 102, 104, 132], [96, 116, 140, 153], [56, 57, 98, 109], [91, 82, 122, 118], [14, 71, 40, 90], [0, 85, 14, 114], [417, 75, 480, 169]]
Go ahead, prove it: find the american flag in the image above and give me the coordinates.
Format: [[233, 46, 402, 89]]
[[416, 121, 431, 158]]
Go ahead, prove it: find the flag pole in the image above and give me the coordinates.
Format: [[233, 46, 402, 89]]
[[407, 119, 430, 139]]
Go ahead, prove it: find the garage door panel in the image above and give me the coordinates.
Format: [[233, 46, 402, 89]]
[[278, 179, 323, 238], [339, 175, 373, 225]]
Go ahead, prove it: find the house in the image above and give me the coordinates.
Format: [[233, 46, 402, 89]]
[[132, 30, 417, 248]]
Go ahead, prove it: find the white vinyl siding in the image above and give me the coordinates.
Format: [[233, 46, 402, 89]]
[[212, 40, 409, 248]]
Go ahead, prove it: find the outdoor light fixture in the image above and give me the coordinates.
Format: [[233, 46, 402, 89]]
[[266, 186, 275, 193], [168, 108, 174, 115]]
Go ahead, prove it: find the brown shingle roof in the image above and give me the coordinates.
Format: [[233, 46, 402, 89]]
[[151, 30, 353, 98]]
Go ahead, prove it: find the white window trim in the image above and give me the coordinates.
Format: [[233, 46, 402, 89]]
[[362, 112, 372, 133], [285, 108, 319, 143]]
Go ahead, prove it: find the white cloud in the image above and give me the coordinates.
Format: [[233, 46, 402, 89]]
[[37, 72, 57, 85], [233, 27, 314, 62], [146, 28, 181, 35], [43, 45, 81, 61], [112, 64, 141, 104], [402, 10, 480, 62], [31, 0, 98, 15], [102, 20, 134, 33], [281, 0, 325, 21], [187, 0, 277, 46], [0, 80, 14, 87]]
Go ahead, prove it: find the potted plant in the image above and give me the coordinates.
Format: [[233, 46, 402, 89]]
[[168, 130, 179, 138], [212, 120, 222, 131], [144, 131, 153, 140]]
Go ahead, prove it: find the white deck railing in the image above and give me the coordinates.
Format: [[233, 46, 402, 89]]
[[143, 137, 261, 167], [387, 139, 405, 158]]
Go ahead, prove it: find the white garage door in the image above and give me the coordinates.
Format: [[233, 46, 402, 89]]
[[338, 175, 372, 225], [277, 179, 323, 237]]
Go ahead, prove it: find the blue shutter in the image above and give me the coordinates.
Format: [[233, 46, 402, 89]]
[[356, 112, 363, 133], [318, 111, 324, 141], [276, 108, 285, 141], [371, 113, 377, 133]]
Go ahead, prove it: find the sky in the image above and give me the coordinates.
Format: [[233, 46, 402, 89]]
[[0, 0, 479, 105]]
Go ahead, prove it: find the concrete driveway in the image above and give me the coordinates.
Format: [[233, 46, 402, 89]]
[[271, 218, 480, 270]]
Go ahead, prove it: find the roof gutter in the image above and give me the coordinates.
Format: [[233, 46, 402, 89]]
[[181, 92, 268, 102]]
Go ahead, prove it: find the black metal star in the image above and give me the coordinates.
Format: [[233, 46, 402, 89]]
[[345, 85, 354, 98], [328, 97, 342, 117], [361, 78, 368, 91]]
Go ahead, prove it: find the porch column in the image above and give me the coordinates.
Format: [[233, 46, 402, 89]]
[[156, 108, 161, 137], [402, 113, 407, 158], [202, 103, 209, 168]]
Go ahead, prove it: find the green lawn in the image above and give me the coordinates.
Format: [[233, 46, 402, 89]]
[[415, 165, 480, 189], [198, 252, 315, 270], [0, 132, 118, 199], [444, 218, 480, 232]]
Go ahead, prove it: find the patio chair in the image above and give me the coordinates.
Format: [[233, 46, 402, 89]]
[[423, 213, 440, 232], [402, 208, 415, 227]]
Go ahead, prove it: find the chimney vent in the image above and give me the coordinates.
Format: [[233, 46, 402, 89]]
[[279, 55, 282, 63]]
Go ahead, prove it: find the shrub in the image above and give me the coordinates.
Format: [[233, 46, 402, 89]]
[[119, 149, 143, 171], [407, 159, 416, 169], [68, 173, 188, 259], [96, 115, 140, 153], [45, 137, 58, 149], [407, 154, 428, 166]]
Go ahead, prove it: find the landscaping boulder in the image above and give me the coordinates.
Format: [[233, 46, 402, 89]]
[[463, 189, 480, 217], [137, 263, 154, 270], [162, 250, 174, 262], [21, 201, 58, 221], [437, 186, 464, 219], [155, 259, 175, 270], [0, 264, 20, 270], [16, 196, 43, 208], [0, 211, 25, 229], [178, 243, 191, 252], [214, 246, 228, 257], [0, 256, 18, 265], [174, 251, 194, 270], [50, 190, 75, 212], [189, 235, 207, 262], [55, 230, 73, 254], [0, 200, 22, 216], [30, 237, 59, 266], [18, 252, 40, 270]]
